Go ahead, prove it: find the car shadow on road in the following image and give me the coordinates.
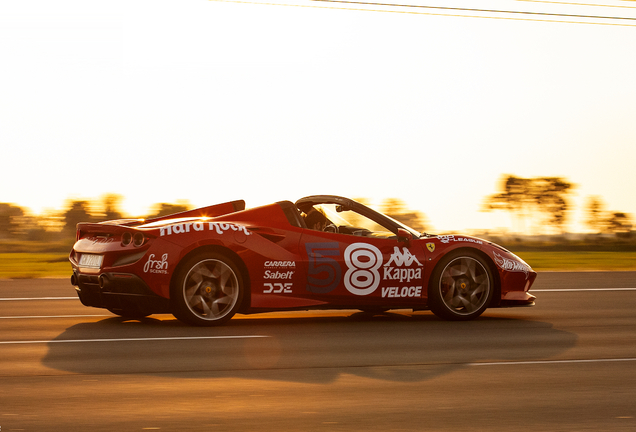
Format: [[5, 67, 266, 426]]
[[42, 310, 578, 384]]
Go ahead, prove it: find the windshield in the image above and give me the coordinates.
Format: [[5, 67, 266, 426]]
[[309, 204, 396, 238]]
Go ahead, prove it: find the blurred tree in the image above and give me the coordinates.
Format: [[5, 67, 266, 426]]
[[606, 212, 633, 236], [584, 196, 633, 236], [0, 203, 25, 238], [381, 198, 428, 233], [585, 196, 606, 233], [146, 202, 191, 219], [101, 193, 124, 221], [63, 200, 93, 235], [482, 175, 533, 232], [483, 175, 574, 234], [533, 177, 573, 230]]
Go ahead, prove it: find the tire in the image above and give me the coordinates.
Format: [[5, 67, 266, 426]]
[[428, 250, 494, 321], [171, 252, 244, 326]]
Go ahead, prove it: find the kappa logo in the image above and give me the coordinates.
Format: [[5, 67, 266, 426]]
[[384, 247, 423, 267], [383, 247, 423, 283]]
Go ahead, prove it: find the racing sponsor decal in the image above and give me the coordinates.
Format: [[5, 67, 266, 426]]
[[264, 270, 294, 280], [383, 267, 422, 283], [305, 242, 342, 294], [86, 236, 114, 245], [143, 253, 169, 274], [263, 282, 293, 294], [493, 251, 531, 277], [438, 235, 483, 245], [426, 242, 435, 252], [382, 286, 422, 298], [305, 242, 425, 298], [264, 261, 296, 268], [344, 243, 383, 296], [159, 222, 251, 237], [385, 246, 423, 267], [264, 260, 295, 280], [383, 246, 423, 283]]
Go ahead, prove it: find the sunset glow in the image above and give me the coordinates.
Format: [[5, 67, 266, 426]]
[[1, 0, 635, 233]]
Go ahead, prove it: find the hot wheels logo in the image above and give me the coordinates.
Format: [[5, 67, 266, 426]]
[[493, 251, 530, 277]]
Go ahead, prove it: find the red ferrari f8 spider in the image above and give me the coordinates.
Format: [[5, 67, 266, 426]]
[[69, 196, 536, 325]]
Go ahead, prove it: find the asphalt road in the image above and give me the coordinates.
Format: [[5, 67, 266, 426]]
[[1, 272, 635, 431]]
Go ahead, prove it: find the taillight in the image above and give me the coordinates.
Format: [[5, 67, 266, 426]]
[[121, 232, 132, 246], [133, 232, 145, 247]]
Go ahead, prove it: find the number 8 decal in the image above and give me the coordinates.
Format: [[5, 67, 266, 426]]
[[344, 243, 383, 296]]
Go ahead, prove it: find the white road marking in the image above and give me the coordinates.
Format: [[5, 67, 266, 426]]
[[469, 358, 636, 366], [531, 288, 636, 292], [0, 335, 270, 345], [0, 297, 77, 301]]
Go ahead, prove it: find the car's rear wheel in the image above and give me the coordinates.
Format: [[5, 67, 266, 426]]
[[171, 252, 244, 326], [428, 250, 494, 321]]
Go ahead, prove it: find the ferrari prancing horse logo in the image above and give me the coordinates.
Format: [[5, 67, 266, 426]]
[[426, 243, 435, 253]]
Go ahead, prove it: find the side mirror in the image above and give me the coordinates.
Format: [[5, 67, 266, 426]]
[[397, 228, 412, 246]]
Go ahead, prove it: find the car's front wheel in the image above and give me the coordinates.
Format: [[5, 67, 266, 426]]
[[428, 250, 494, 321], [171, 252, 244, 326]]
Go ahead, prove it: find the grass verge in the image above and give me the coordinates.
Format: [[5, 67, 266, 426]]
[[514, 251, 636, 272], [0, 253, 71, 279], [0, 251, 635, 279]]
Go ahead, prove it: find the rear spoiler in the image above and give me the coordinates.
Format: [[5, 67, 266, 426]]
[[74, 200, 246, 241], [144, 200, 246, 224]]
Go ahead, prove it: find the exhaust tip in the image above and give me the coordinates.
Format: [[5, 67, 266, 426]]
[[70, 274, 78, 286], [98, 274, 109, 289]]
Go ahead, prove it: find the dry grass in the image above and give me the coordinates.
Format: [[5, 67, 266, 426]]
[[0, 251, 634, 279]]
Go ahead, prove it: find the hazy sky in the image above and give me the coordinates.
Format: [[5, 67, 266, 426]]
[[1, 0, 635, 233]]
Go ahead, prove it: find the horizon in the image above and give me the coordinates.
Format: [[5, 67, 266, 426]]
[[2, 181, 630, 235]]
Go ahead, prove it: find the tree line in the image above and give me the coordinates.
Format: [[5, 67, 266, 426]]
[[0, 194, 191, 242], [0, 195, 427, 243], [0, 177, 632, 245], [482, 175, 633, 236]]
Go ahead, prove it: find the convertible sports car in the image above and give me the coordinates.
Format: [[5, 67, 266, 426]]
[[69, 195, 537, 325]]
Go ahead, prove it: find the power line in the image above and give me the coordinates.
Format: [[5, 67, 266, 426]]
[[515, 0, 636, 9], [208, 0, 636, 26], [310, 0, 636, 21]]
